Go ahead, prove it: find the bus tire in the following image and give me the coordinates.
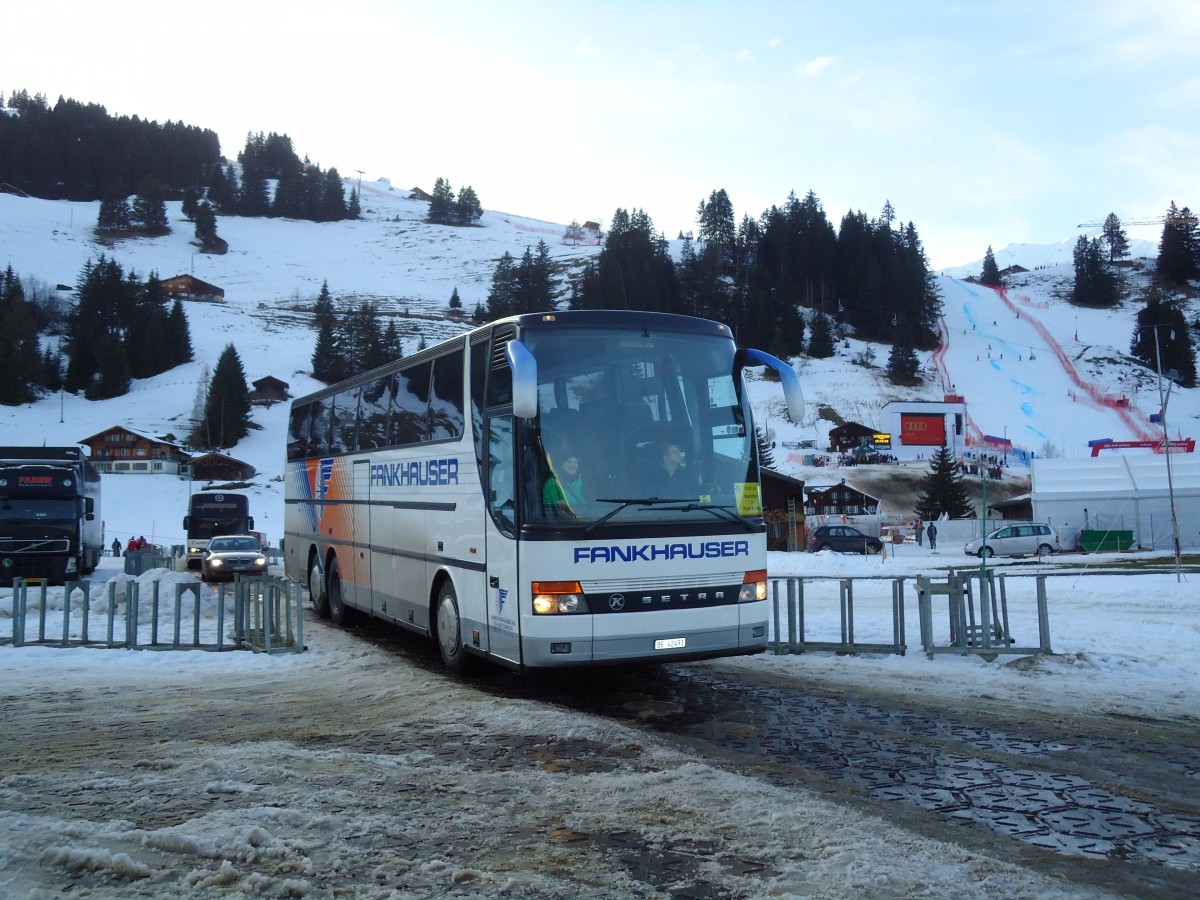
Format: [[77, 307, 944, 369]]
[[435, 581, 472, 675], [327, 555, 352, 626], [308, 552, 330, 618]]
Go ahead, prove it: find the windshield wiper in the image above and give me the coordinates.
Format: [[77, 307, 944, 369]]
[[659, 503, 750, 528], [584, 497, 696, 533]]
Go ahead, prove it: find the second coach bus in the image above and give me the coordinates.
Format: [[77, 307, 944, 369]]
[[284, 309, 803, 673]]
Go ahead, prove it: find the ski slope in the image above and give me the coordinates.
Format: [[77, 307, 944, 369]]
[[935, 276, 1173, 459]]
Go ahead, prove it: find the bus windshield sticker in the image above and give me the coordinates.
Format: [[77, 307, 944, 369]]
[[734, 482, 762, 516], [707, 375, 737, 408]]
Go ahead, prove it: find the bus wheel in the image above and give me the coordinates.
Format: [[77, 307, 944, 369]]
[[308, 553, 330, 618], [327, 556, 352, 626], [435, 581, 472, 675]]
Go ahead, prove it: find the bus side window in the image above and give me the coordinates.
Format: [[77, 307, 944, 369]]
[[288, 403, 311, 460], [429, 349, 466, 441], [391, 363, 430, 446], [308, 401, 331, 457]]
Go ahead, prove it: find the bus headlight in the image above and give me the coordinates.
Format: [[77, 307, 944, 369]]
[[532, 581, 589, 615], [738, 569, 768, 603]]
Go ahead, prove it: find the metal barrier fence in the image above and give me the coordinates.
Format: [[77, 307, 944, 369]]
[[770, 576, 908, 656], [769, 571, 1052, 660], [915, 570, 1052, 660], [2, 575, 305, 654]]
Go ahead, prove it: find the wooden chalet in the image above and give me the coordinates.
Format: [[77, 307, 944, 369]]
[[78, 426, 188, 474], [161, 274, 225, 303], [249, 375, 290, 405], [188, 452, 256, 482], [828, 421, 878, 453], [761, 468, 807, 551], [804, 481, 881, 517]]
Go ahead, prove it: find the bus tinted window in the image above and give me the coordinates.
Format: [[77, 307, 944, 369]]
[[357, 376, 393, 451], [287, 403, 311, 460], [390, 362, 430, 445], [308, 400, 331, 458], [330, 388, 360, 454], [429, 349, 465, 441]]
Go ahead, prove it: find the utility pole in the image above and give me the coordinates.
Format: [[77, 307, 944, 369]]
[[1153, 327, 1182, 582]]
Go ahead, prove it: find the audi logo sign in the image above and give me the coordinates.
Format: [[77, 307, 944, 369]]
[[900, 414, 945, 446]]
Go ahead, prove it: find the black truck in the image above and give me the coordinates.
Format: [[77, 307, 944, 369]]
[[0, 446, 103, 586]]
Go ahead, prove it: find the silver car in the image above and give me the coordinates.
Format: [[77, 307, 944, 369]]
[[965, 523, 1059, 558], [201, 534, 268, 581]]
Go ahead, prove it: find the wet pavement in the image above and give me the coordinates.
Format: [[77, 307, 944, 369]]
[[482, 659, 1200, 898]]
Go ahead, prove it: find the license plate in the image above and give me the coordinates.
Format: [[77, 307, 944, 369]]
[[655, 637, 686, 650]]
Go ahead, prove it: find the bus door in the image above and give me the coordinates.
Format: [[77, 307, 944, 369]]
[[350, 459, 374, 611], [484, 415, 521, 664]]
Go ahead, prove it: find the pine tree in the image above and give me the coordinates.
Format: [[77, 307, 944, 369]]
[[87, 333, 131, 399], [1071, 236, 1120, 307], [380, 320, 402, 362], [448, 287, 462, 311], [486, 252, 519, 319], [756, 427, 776, 469], [454, 185, 483, 225], [131, 181, 170, 235], [347, 188, 361, 219], [193, 201, 218, 243], [311, 319, 340, 382], [237, 165, 271, 216], [806, 311, 835, 358], [1101, 213, 1130, 262], [1130, 288, 1197, 388], [886, 343, 921, 385], [428, 177, 455, 224], [979, 246, 1002, 287], [1156, 202, 1199, 286], [97, 197, 132, 231], [0, 267, 40, 405], [696, 188, 736, 269], [513, 240, 554, 314], [167, 297, 193, 365], [181, 187, 200, 221], [191, 344, 251, 449], [914, 443, 975, 520], [312, 280, 336, 330]]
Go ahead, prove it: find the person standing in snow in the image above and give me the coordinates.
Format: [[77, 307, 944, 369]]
[[926, 522, 938, 550]]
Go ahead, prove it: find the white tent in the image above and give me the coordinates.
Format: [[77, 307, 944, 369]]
[[1031, 453, 1200, 550]]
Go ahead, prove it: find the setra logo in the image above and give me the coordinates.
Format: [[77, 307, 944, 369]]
[[608, 594, 626, 611]]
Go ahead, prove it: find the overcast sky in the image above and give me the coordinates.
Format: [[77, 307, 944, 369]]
[[8, 1, 1198, 269]]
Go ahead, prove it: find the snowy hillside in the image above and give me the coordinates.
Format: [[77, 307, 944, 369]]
[[1, 187, 1198, 548]]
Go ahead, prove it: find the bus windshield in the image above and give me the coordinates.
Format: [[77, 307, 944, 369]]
[[521, 325, 758, 528]]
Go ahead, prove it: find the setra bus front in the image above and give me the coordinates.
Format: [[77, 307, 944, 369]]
[[485, 312, 804, 668]]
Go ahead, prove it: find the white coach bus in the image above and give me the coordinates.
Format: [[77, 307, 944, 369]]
[[284, 310, 803, 674]]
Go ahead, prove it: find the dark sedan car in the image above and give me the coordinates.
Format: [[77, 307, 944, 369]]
[[807, 524, 883, 554], [200, 535, 268, 582]]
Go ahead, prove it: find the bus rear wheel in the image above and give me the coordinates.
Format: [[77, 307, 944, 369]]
[[308, 552, 330, 618], [435, 581, 473, 675], [327, 556, 352, 626]]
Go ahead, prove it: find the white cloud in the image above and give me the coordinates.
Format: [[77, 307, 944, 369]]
[[802, 55, 838, 77]]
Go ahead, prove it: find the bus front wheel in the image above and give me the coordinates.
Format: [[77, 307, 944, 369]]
[[308, 553, 330, 618], [435, 581, 472, 675]]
